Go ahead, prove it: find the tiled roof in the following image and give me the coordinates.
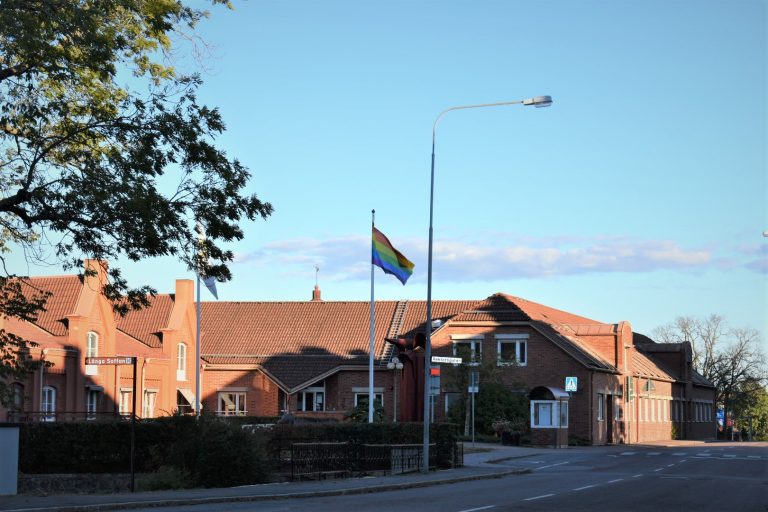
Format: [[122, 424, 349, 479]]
[[18, 276, 82, 336], [201, 301, 399, 359], [632, 350, 676, 381], [116, 294, 175, 348], [398, 300, 477, 338], [116, 330, 166, 359]]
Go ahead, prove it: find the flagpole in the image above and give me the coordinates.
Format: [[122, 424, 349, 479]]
[[195, 272, 201, 418], [369, 209, 376, 423]]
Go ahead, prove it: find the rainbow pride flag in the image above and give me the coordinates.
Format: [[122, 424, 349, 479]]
[[372, 227, 414, 285]]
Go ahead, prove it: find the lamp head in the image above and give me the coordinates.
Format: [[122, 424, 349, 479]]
[[523, 95, 553, 108]]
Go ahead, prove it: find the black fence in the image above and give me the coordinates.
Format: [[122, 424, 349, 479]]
[[290, 442, 463, 480], [7, 411, 130, 422]]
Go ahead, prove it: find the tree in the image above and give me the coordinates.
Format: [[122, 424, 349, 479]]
[[653, 316, 767, 436], [0, 0, 272, 406]]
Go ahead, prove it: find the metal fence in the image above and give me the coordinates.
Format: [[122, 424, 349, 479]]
[[289, 442, 460, 480], [6, 411, 130, 423]]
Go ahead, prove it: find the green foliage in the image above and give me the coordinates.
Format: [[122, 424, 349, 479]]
[[0, 1, 272, 406], [19, 416, 271, 488], [137, 466, 192, 491], [345, 400, 385, 423]]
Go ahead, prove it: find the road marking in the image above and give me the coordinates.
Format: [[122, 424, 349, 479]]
[[680, 459, 687, 463], [653, 468, 664, 472], [647, 452, 661, 456], [697, 453, 711, 457], [666, 464, 674, 467], [574, 485, 596, 491], [608, 479, 623, 483], [621, 451, 636, 455], [724, 454, 736, 458], [459, 506, 495, 512], [632, 474, 643, 478], [672, 452, 685, 456], [524, 494, 555, 501], [747, 456, 760, 459], [662, 476, 689, 480], [534, 461, 569, 471]]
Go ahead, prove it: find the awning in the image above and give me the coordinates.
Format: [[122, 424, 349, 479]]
[[177, 388, 199, 408]]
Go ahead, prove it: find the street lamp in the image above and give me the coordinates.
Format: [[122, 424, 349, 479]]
[[387, 356, 404, 422], [422, 95, 553, 474]]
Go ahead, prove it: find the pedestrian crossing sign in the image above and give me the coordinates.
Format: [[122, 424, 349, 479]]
[[565, 376, 578, 392]]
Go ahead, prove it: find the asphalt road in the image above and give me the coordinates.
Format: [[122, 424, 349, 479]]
[[127, 444, 768, 512]]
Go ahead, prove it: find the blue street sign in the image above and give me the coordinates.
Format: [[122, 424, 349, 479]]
[[565, 376, 578, 392]]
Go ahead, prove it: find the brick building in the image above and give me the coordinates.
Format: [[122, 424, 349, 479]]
[[2, 264, 716, 446], [0, 261, 198, 422]]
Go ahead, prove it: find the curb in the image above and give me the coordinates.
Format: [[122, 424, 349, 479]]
[[3, 468, 531, 512]]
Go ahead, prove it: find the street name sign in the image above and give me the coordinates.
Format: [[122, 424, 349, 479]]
[[85, 357, 134, 365], [431, 356, 463, 364]]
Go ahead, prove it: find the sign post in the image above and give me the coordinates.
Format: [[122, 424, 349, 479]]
[[468, 367, 479, 446], [85, 356, 137, 492]]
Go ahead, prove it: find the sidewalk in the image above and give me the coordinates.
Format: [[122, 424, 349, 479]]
[[0, 443, 545, 512]]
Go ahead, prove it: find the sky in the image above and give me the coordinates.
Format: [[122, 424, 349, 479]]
[[10, 0, 768, 340]]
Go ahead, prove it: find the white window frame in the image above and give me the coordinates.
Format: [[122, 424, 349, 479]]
[[42, 386, 56, 422], [217, 391, 247, 416], [176, 343, 187, 381], [495, 334, 528, 366], [119, 389, 132, 416], [597, 393, 605, 421], [451, 335, 483, 364], [85, 331, 99, 375], [11, 383, 24, 411], [298, 386, 325, 412], [614, 395, 622, 421], [86, 389, 100, 420], [142, 390, 157, 418], [531, 400, 568, 429], [354, 392, 383, 407]]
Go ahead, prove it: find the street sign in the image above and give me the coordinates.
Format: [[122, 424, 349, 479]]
[[468, 370, 479, 394], [429, 365, 440, 396], [431, 356, 463, 364], [565, 376, 578, 392], [85, 357, 134, 365]]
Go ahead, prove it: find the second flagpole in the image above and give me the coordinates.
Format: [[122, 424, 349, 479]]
[[368, 209, 376, 423]]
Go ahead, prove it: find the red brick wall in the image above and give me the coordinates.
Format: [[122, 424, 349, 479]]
[[201, 368, 281, 416]]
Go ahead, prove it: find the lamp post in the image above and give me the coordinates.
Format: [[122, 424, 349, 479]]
[[422, 95, 553, 474], [387, 356, 404, 422]]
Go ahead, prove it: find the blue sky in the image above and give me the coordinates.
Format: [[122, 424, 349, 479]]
[[12, 0, 768, 339]]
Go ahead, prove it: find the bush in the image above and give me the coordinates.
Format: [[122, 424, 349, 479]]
[[137, 466, 191, 491]]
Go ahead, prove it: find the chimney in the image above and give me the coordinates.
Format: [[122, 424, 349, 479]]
[[311, 285, 322, 302]]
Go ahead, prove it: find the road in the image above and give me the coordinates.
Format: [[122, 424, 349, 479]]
[[129, 443, 768, 512]]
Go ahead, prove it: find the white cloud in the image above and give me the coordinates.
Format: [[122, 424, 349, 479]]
[[232, 233, 739, 283]]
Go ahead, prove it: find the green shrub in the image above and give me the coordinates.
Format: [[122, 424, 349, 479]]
[[137, 466, 192, 491]]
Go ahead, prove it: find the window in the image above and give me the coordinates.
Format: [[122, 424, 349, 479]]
[[445, 393, 462, 414], [354, 393, 383, 408], [176, 343, 187, 381], [614, 395, 622, 421], [298, 387, 325, 412], [142, 390, 157, 418], [452, 336, 482, 363], [531, 400, 568, 428], [85, 331, 99, 375], [217, 391, 246, 416], [11, 383, 24, 411], [119, 390, 132, 416], [597, 393, 605, 421], [42, 386, 56, 422], [86, 389, 100, 420], [496, 334, 528, 366]]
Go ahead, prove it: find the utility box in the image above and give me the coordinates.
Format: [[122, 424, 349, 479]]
[[0, 424, 19, 495]]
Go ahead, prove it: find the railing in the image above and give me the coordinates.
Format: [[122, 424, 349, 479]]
[[290, 443, 441, 480]]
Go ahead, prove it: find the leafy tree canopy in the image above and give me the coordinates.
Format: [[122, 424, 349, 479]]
[[0, 0, 272, 404]]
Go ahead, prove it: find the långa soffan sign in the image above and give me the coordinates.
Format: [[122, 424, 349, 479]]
[[85, 356, 134, 365]]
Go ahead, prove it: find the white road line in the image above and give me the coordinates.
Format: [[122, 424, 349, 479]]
[[653, 468, 664, 472], [747, 456, 760, 459], [621, 452, 636, 455], [672, 452, 685, 456], [697, 453, 711, 456], [459, 506, 495, 512], [724, 454, 737, 458], [574, 485, 596, 491], [524, 494, 555, 501], [534, 461, 569, 471], [647, 452, 661, 456], [632, 474, 643, 478], [608, 479, 623, 483], [667, 464, 674, 467], [680, 459, 687, 463]]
